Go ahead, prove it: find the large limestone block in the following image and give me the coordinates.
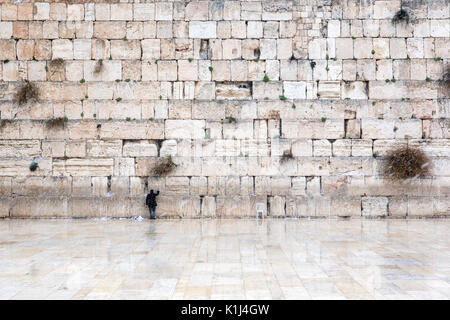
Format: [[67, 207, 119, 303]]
[[342, 81, 368, 99], [97, 101, 141, 120], [0, 159, 52, 177], [165, 120, 206, 139], [270, 196, 286, 217], [156, 196, 201, 218], [409, 139, 450, 157], [364, 176, 440, 197], [223, 120, 253, 139], [290, 195, 331, 217], [165, 177, 190, 195], [252, 82, 283, 100], [69, 198, 133, 218], [216, 196, 250, 217], [192, 101, 226, 120], [185, 1, 208, 21], [215, 82, 252, 100], [240, 139, 270, 157], [114, 157, 135, 176], [362, 197, 388, 216], [123, 140, 158, 157], [215, 139, 240, 156], [433, 197, 450, 216], [0, 140, 41, 157], [53, 158, 114, 176], [373, 139, 408, 156], [262, 2, 292, 21], [330, 197, 361, 217], [407, 197, 433, 217], [282, 120, 344, 139], [317, 81, 341, 99], [322, 175, 365, 197], [0, 177, 12, 196], [373, 1, 401, 19], [361, 119, 395, 139], [201, 157, 233, 176], [0, 199, 11, 217], [12, 177, 42, 196], [201, 196, 216, 217], [52, 39, 73, 60], [283, 82, 306, 99], [136, 156, 202, 177], [111, 40, 141, 60], [94, 22, 127, 39]]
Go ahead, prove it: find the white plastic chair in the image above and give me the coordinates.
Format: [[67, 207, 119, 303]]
[[255, 203, 265, 219]]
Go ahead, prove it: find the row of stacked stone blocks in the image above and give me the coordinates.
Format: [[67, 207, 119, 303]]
[[0, 0, 448, 218]]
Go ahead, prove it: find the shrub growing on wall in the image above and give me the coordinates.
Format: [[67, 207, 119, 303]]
[[383, 146, 431, 181], [15, 81, 39, 105]]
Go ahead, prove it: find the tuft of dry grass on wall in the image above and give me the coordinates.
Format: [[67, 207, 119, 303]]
[[45, 117, 67, 129], [383, 146, 431, 181], [280, 150, 294, 164], [15, 81, 39, 105], [392, 9, 409, 24], [151, 156, 177, 176], [225, 116, 237, 124], [94, 59, 104, 74]]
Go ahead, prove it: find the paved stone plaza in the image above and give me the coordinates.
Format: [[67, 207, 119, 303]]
[[0, 218, 449, 300]]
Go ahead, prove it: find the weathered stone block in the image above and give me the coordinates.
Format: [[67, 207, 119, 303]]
[[362, 197, 388, 217], [53, 159, 114, 177], [189, 21, 217, 38], [165, 120, 205, 139]]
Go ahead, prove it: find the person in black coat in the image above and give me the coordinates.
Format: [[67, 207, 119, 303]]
[[146, 190, 159, 219]]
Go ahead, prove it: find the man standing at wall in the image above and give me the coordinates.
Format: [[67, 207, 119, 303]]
[[146, 190, 160, 220]]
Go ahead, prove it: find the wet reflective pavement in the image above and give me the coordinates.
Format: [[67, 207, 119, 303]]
[[0, 218, 449, 299]]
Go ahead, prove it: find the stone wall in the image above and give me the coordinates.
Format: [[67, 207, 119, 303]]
[[0, 0, 448, 218]]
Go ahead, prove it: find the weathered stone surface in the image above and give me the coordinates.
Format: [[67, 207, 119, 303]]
[[362, 197, 388, 216], [0, 0, 446, 219], [53, 159, 114, 176], [0, 140, 41, 157], [165, 120, 205, 139], [123, 140, 158, 157]]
